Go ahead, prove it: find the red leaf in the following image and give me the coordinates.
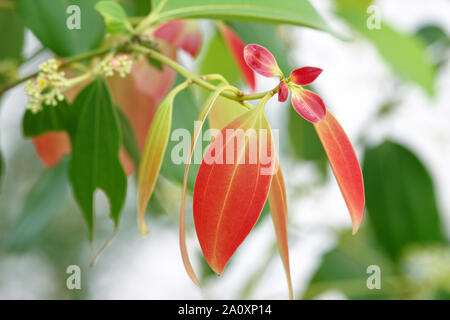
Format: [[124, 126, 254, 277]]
[[218, 22, 256, 91], [243, 44, 282, 78], [290, 67, 323, 86], [278, 80, 289, 102], [127, 42, 177, 105], [314, 111, 365, 234], [193, 105, 275, 274], [32, 132, 71, 167], [268, 165, 293, 299], [154, 19, 202, 58], [291, 88, 326, 123]]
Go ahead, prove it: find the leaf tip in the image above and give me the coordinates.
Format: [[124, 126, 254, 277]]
[[138, 210, 149, 235]]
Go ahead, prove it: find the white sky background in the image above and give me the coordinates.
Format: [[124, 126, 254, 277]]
[[0, 0, 449, 299]]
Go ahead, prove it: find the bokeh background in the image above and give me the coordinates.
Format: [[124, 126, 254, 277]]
[[0, 0, 449, 299]]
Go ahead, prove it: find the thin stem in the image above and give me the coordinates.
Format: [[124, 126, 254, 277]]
[[0, 46, 112, 96], [130, 44, 274, 102], [135, 0, 167, 32]]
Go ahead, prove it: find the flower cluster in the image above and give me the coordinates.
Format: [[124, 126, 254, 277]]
[[99, 55, 133, 78], [244, 44, 326, 123], [24, 59, 67, 113]]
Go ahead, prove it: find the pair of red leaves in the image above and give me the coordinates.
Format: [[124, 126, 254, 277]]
[[188, 44, 364, 297]]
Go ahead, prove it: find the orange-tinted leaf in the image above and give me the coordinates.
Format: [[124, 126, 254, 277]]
[[243, 44, 282, 78], [278, 80, 289, 102], [290, 66, 323, 86], [193, 104, 275, 274], [127, 42, 177, 104], [30, 73, 88, 168], [218, 22, 256, 91], [268, 165, 293, 299], [137, 81, 190, 235], [32, 132, 71, 167], [179, 85, 234, 287], [291, 88, 326, 123], [207, 94, 292, 296], [154, 19, 202, 58], [314, 111, 365, 234]]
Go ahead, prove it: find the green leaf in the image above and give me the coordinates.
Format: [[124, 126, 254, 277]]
[[0, 7, 24, 60], [153, 0, 334, 34], [69, 78, 127, 241], [7, 159, 69, 252], [362, 140, 446, 260], [199, 31, 242, 87], [116, 105, 141, 170], [22, 99, 75, 137], [303, 229, 398, 299], [119, 0, 151, 16], [336, 2, 435, 95], [160, 76, 203, 191], [415, 25, 450, 48], [137, 80, 190, 234], [95, 0, 132, 34], [15, 0, 105, 57]]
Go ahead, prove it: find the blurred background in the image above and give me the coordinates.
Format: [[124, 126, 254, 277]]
[[0, 0, 449, 299]]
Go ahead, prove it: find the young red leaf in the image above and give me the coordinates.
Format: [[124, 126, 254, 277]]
[[32, 132, 71, 167], [193, 104, 275, 274], [278, 80, 289, 102], [218, 22, 256, 91], [243, 44, 282, 78], [290, 66, 323, 86], [314, 111, 365, 234], [137, 81, 190, 235], [268, 164, 293, 299], [207, 93, 293, 297], [179, 85, 234, 287], [154, 19, 202, 58], [291, 88, 326, 123], [127, 42, 177, 104]]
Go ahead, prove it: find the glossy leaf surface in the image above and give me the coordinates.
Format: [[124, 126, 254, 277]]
[[314, 111, 364, 234], [153, 0, 333, 34], [179, 85, 233, 286], [291, 88, 326, 123], [69, 79, 127, 241], [363, 140, 445, 259], [268, 166, 293, 299], [137, 82, 189, 235], [194, 104, 274, 274], [290, 67, 323, 86], [95, 1, 132, 34], [244, 44, 281, 78], [16, 0, 105, 57]]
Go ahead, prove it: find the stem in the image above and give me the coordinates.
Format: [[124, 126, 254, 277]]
[[130, 44, 274, 102], [1, 42, 278, 108], [0, 46, 112, 96]]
